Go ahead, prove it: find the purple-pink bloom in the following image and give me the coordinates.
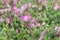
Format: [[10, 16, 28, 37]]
[[12, 6, 22, 14], [54, 3, 59, 10], [13, 0, 17, 6], [36, 0, 41, 3], [21, 4, 28, 11], [12, 7, 18, 13], [12, 6, 17, 11], [43, 0, 47, 3], [5, 18, 10, 24], [55, 26, 60, 37], [39, 30, 46, 40], [12, 7, 22, 17], [15, 29, 18, 34], [7, 0, 11, 4], [20, 14, 31, 22], [28, 18, 36, 27], [29, 22, 34, 27], [30, 18, 36, 23], [0, 9, 5, 13], [36, 22, 40, 27], [14, 13, 18, 17]]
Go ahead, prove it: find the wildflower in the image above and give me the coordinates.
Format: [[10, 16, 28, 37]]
[[0, 9, 5, 13], [54, 3, 59, 10], [30, 18, 36, 23], [20, 14, 31, 22], [39, 30, 46, 40], [28, 18, 36, 27], [7, 0, 11, 4], [55, 26, 60, 37], [12, 6, 18, 13], [13, 0, 17, 6], [21, 4, 28, 11], [36, 22, 40, 27], [5, 18, 10, 25], [29, 22, 34, 27], [15, 29, 18, 34], [36, 0, 41, 3], [43, 0, 47, 3], [20, 11, 31, 22]]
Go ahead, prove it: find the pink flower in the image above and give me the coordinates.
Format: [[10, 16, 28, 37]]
[[36, 22, 40, 27], [43, 0, 47, 3], [12, 6, 17, 11], [0, 16, 3, 22], [54, 3, 59, 10], [12, 6, 22, 14], [29, 22, 34, 27], [39, 30, 46, 40], [0, 9, 5, 13], [5, 18, 10, 24], [30, 18, 36, 23], [20, 11, 31, 22], [15, 29, 18, 34], [12, 7, 18, 13], [13, 0, 17, 6], [55, 27, 60, 37], [13, 9, 22, 17], [21, 4, 28, 11], [14, 13, 19, 17], [7, 0, 11, 4], [36, 0, 41, 3], [28, 18, 36, 27], [20, 14, 31, 22]]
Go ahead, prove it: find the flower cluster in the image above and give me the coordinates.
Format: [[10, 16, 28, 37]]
[[0, 0, 60, 40]]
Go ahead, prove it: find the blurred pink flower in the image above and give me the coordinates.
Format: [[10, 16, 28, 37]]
[[54, 3, 59, 10], [13, 9, 22, 17], [5, 18, 10, 24], [0, 9, 5, 13], [7, 0, 11, 4], [21, 4, 28, 11], [12, 6, 22, 14], [14, 13, 18, 17], [12, 7, 17, 13], [15, 29, 18, 34], [39, 30, 46, 40], [36, 22, 40, 27], [28, 18, 36, 27], [43, 0, 47, 3], [55, 26, 60, 37], [36, 0, 41, 3], [0, 16, 3, 22], [20, 14, 31, 22], [13, 0, 17, 6], [30, 18, 36, 23], [29, 22, 34, 27]]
